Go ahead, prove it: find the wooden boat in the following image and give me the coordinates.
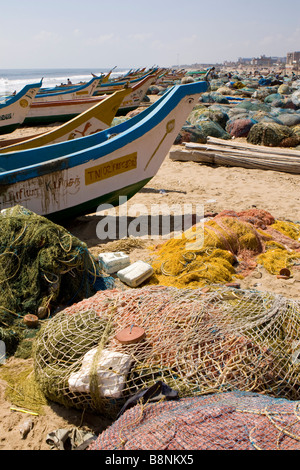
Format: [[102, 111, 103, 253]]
[[0, 80, 208, 221], [38, 71, 112, 94], [156, 69, 187, 84], [93, 69, 160, 95], [34, 76, 102, 102], [0, 88, 132, 153], [0, 82, 42, 135], [23, 74, 157, 125]]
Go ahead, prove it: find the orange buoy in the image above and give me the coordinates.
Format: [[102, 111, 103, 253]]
[[115, 325, 146, 345], [23, 314, 39, 328]]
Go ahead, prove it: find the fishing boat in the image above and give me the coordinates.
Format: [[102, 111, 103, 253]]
[[156, 69, 187, 84], [0, 80, 208, 221], [23, 74, 156, 125], [0, 88, 132, 153], [93, 69, 161, 95], [0, 82, 42, 135], [34, 76, 102, 102]]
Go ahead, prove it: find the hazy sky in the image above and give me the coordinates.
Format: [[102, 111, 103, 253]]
[[1, 0, 300, 69]]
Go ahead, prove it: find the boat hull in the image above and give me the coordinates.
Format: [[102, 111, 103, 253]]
[[0, 81, 208, 220], [0, 88, 132, 153], [0, 83, 42, 134], [24, 75, 155, 125]]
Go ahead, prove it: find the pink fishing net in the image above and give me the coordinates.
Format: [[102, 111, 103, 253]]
[[88, 391, 300, 450]]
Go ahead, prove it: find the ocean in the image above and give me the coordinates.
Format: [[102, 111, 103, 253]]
[[0, 67, 130, 96]]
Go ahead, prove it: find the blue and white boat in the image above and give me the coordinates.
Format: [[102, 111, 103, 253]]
[[0, 80, 208, 221], [34, 76, 102, 102], [0, 82, 42, 135]]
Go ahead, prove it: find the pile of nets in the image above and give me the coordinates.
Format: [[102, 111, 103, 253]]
[[33, 284, 300, 419], [88, 391, 300, 450], [225, 117, 256, 137], [188, 105, 229, 129], [247, 122, 300, 147], [0, 205, 113, 355], [148, 209, 300, 289]]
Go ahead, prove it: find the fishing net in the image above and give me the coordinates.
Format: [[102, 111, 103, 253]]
[[187, 105, 229, 129], [278, 84, 291, 95], [34, 283, 300, 420], [200, 93, 230, 105], [195, 120, 231, 140], [225, 118, 256, 137], [235, 101, 271, 112], [277, 113, 300, 127], [148, 209, 300, 289], [247, 122, 297, 146], [264, 93, 283, 104], [88, 391, 300, 450], [174, 125, 207, 145], [0, 205, 114, 356], [208, 79, 226, 91]]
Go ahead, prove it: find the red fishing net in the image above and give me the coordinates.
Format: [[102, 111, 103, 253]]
[[88, 391, 300, 450]]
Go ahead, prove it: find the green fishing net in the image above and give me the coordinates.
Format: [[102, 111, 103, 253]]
[[0, 205, 113, 356], [247, 122, 295, 146]]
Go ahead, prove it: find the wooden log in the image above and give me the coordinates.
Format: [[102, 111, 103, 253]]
[[184, 143, 300, 163], [206, 136, 300, 157], [169, 147, 300, 174]]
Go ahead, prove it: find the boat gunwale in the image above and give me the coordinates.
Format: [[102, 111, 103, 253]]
[[0, 81, 42, 110], [35, 76, 101, 99], [0, 81, 208, 182]]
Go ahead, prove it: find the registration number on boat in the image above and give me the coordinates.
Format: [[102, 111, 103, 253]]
[[85, 153, 137, 185], [0, 113, 12, 121]]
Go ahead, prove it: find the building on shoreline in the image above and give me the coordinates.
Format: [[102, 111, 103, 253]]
[[286, 51, 300, 72]]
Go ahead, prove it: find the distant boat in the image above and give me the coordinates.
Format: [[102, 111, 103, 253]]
[[23, 75, 157, 125], [0, 80, 208, 220], [0, 82, 42, 135], [0, 88, 131, 153], [34, 76, 102, 102], [93, 68, 160, 95]]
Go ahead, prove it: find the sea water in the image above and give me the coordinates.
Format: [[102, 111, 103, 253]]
[[0, 68, 130, 97]]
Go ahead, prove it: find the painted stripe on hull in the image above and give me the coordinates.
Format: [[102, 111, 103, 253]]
[[24, 105, 139, 124], [47, 177, 152, 222]]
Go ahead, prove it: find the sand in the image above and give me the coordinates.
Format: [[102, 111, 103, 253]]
[[1, 112, 300, 449]]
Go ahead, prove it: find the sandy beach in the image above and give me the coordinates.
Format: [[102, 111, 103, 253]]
[[1, 92, 300, 449]]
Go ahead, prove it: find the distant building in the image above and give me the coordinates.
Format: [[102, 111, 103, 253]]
[[237, 57, 252, 65], [251, 55, 281, 67], [286, 51, 300, 68]]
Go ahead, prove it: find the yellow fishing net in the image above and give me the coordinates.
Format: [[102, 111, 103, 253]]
[[147, 209, 300, 288]]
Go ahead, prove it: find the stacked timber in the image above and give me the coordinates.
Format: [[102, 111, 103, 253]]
[[169, 136, 300, 174]]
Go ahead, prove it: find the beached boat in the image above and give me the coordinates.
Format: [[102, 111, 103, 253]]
[[0, 80, 208, 220], [0, 88, 132, 153], [0, 82, 42, 135], [34, 76, 102, 102], [38, 71, 112, 95], [23, 74, 157, 124], [93, 69, 161, 95]]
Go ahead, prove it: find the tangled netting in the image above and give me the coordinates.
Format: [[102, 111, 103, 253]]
[[0, 205, 113, 354], [33, 285, 300, 420], [88, 391, 300, 450], [148, 209, 300, 289], [247, 122, 299, 147]]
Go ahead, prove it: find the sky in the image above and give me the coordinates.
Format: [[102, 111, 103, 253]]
[[1, 0, 300, 69]]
